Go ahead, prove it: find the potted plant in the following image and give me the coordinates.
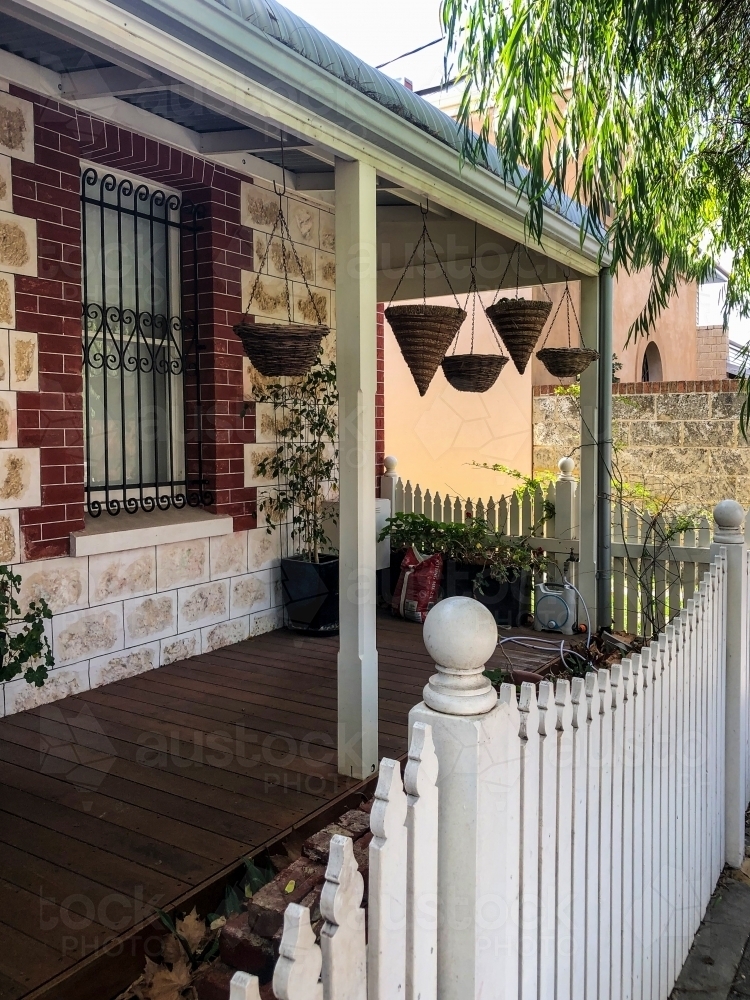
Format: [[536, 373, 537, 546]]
[[379, 512, 544, 626], [254, 357, 339, 633]]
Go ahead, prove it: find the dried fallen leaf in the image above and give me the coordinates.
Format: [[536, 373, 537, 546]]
[[209, 916, 227, 931], [284, 880, 296, 894], [161, 934, 183, 967], [137, 957, 192, 1000], [176, 907, 205, 953]]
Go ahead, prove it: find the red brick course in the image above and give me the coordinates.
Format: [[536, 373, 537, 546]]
[[534, 378, 739, 396], [8, 86, 257, 557]]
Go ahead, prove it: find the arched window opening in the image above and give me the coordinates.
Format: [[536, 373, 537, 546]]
[[641, 341, 663, 383]]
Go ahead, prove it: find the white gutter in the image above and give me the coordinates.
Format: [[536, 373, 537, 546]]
[[13, 0, 605, 274]]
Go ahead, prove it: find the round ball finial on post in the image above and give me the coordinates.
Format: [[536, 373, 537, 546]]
[[383, 456, 398, 476], [558, 456, 575, 480], [422, 597, 498, 715], [713, 499, 746, 543]]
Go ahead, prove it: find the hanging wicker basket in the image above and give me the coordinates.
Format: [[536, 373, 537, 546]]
[[536, 346, 599, 379], [234, 321, 328, 377], [485, 298, 552, 374], [385, 304, 466, 396], [441, 354, 508, 393]]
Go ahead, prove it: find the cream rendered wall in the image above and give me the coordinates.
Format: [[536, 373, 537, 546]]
[[384, 291, 533, 502]]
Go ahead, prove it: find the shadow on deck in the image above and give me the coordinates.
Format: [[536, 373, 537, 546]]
[[0, 611, 560, 1000]]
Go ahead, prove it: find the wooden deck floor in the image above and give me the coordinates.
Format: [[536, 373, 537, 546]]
[[0, 612, 556, 1000], [0, 613, 440, 1000]]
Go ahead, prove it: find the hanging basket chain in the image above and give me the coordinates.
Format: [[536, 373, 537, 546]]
[[538, 277, 582, 350], [388, 207, 463, 311], [242, 198, 325, 328]]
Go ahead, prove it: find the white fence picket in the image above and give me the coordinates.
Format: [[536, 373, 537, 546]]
[[229, 971, 261, 1000], [320, 836, 366, 1000], [368, 758, 407, 1000], [273, 905, 324, 1000], [519, 682, 541, 1000], [403, 722, 438, 1000]]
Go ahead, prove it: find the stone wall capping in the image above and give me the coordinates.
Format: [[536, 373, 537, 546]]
[[71, 507, 234, 557]]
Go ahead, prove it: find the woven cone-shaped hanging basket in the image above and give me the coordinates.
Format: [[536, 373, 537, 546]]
[[234, 321, 327, 377], [485, 299, 553, 374], [385, 304, 466, 396], [441, 354, 508, 393], [536, 346, 599, 379]]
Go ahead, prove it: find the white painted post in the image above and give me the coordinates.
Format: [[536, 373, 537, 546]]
[[555, 456, 578, 541], [578, 275, 600, 627], [408, 596, 503, 1000], [555, 456, 578, 585], [335, 157, 379, 779], [380, 456, 398, 505], [320, 835, 366, 1000], [710, 499, 748, 867]]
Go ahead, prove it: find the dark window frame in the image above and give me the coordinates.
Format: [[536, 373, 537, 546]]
[[80, 165, 211, 516]]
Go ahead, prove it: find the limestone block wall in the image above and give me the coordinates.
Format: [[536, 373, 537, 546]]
[[533, 379, 750, 508], [0, 88, 44, 565], [0, 526, 284, 716]]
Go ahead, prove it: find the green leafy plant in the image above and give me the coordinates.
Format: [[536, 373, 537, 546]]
[[254, 357, 338, 563], [554, 383, 580, 398], [378, 512, 545, 584], [0, 566, 53, 687]]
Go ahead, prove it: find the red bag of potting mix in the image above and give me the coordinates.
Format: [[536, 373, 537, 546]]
[[392, 545, 443, 623]]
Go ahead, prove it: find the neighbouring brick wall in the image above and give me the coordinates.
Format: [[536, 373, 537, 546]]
[[533, 379, 750, 506], [696, 325, 728, 382]]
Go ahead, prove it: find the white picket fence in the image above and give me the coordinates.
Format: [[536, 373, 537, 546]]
[[382, 456, 716, 632], [231, 500, 750, 1000]]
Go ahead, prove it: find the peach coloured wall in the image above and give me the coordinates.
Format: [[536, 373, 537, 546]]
[[531, 274, 705, 386], [611, 272, 699, 384], [384, 292, 533, 502]]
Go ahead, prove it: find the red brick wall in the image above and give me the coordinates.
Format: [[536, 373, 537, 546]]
[[10, 89, 84, 561], [8, 88, 257, 559]]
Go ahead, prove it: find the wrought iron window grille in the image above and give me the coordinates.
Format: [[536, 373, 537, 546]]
[[81, 167, 212, 516]]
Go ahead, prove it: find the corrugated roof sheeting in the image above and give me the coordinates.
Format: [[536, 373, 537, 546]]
[[208, 0, 586, 227], [210, 0, 483, 154]]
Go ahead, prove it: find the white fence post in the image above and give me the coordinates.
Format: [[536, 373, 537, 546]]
[[380, 456, 398, 505], [408, 596, 502, 1000], [710, 499, 748, 867]]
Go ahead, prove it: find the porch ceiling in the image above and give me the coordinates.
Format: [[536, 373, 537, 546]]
[[0, 0, 598, 288]]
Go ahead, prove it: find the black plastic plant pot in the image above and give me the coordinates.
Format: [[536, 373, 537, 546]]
[[445, 561, 532, 627], [281, 554, 339, 634]]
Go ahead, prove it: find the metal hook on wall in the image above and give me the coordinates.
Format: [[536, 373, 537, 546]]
[[273, 132, 287, 198]]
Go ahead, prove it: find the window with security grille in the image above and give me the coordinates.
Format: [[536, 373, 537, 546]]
[[80, 166, 209, 516]]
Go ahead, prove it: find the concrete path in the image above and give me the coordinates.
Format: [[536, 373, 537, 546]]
[[672, 871, 750, 1000]]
